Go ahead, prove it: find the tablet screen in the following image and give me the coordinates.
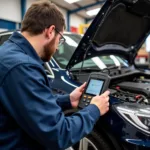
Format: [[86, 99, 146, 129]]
[[85, 79, 104, 95]]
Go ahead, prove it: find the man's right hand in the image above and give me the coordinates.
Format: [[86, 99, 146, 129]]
[[90, 91, 110, 116]]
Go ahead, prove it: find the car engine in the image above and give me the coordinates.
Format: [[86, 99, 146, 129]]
[[110, 74, 150, 105], [72, 69, 150, 105]]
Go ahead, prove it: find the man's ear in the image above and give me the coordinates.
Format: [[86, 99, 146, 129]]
[[45, 25, 55, 39]]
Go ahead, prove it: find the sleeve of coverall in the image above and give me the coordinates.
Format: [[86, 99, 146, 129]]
[[1, 63, 100, 150]]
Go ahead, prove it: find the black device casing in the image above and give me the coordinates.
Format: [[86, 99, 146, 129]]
[[78, 72, 111, 108]]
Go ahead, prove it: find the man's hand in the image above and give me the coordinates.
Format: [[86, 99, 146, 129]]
[[90, 91, 110, 116], [70, 82, 86, 108]]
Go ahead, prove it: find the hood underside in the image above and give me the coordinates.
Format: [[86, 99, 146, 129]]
[[66, 0, 150, 70]]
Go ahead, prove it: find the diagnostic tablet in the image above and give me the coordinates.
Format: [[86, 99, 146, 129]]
[[78, 72, 111, 108]]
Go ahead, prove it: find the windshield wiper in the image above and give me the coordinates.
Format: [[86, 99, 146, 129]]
[[70, 68, 100, 72], [101, 65, 128, 75], [70, 65, 128, 73]]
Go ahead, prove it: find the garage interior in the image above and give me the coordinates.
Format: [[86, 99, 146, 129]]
[[0, 0, 149, 67], [1, 0, 150, 150]]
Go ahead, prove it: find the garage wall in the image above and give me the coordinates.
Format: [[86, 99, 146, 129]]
[[0, 0, 21, 31], [0, 0, 85, 32], [70, 14, 84, 28], [0, 0, 21, 22], [58, 7, 67, 28], [26, 0, 84, 32], [26, 0, 36, 9], [26, 0, 84, 30]]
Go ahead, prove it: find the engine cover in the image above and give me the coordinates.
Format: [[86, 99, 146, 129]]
[[117, 82, 150, 97]]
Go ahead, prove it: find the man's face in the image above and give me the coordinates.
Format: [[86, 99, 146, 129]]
[[42, 28, 64, 62]]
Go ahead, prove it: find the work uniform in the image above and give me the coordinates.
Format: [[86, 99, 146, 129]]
[[0, 32, 100, 150]]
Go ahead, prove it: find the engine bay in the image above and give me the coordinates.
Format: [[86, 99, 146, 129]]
[[109, 72, 150, 105], [71, 69, 150, 105], [110, 81, 150, 104]]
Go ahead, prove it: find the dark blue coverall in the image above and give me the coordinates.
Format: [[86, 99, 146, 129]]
[[0, 32, 100, 150]]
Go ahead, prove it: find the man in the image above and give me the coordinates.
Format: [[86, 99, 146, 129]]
[[0, 1, 110, 150]]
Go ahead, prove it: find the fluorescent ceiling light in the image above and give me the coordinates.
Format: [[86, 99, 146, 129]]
[[64, 0, 80, 4], [86, 8, 100, 16]]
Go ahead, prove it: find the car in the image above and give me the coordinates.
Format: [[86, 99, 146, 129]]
[[1, 0, 150, 150]]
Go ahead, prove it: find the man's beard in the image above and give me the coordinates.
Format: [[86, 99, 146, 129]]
[[41, 37, 56, 62]]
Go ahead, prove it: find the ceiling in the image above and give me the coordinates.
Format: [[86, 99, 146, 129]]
[[50, 0, 105, 19]]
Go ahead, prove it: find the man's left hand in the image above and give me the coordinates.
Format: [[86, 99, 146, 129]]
[[70, 82, 86, 108]]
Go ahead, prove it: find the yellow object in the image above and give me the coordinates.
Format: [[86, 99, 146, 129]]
[[140, 76, 145, 80], [79, 24, 90, 34]]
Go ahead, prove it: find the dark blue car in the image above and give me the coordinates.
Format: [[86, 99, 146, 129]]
[[1, 0, 150, 149]]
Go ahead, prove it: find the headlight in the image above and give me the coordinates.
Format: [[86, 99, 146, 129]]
[[113, 103, 150, 134]]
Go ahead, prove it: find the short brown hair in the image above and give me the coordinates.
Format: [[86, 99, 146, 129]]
[[21, 0, 66, 35]]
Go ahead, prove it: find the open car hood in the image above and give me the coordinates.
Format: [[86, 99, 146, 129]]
[[66, 0, 150, 70]]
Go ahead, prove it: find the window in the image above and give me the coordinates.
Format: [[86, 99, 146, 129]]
[[72, 55, 129, 70], [53, 33, 82, 68]]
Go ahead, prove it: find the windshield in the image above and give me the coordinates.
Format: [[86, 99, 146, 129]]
[[53, 33, 129, 70], [53, 33, 81, 68]]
